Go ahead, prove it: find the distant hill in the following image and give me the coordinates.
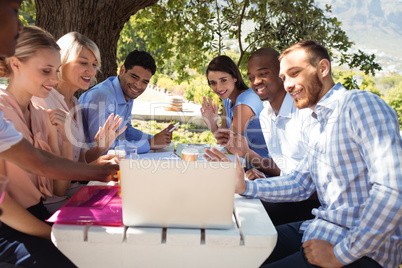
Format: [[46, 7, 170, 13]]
[[316, 0, 402, 74]]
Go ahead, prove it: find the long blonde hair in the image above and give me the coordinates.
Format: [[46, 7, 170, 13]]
[[57, 32, 101, 85], [0, 26, 59, 78]]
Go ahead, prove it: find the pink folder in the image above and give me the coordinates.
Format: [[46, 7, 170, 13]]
[[47, 185, 123, 226]]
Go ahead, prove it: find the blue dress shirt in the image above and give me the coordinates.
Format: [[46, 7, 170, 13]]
[[79, 76, 153, 153], [242, 83, 402, 267], [223, 88, 269, 158]]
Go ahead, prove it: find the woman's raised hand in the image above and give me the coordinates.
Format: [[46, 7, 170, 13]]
[[200, 96, 219, 129], [94, 113, 127, 153]]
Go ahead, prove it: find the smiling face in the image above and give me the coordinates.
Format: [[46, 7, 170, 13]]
[[62, 46, 98, 90], [15, 48, 61, 98], [0, 0, 23, 57], [119, 65, 152, 101], [279, 48, 324, 110], [207, 71, 237, 100], [247, 55, 284, 102]]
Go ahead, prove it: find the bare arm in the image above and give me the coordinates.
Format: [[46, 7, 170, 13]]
[[0, 139, 117, 182], [230, 104, 254, 135], [47, 110, 72, 195], [0, 193, 51, 239], [216, 129, 280, 176]]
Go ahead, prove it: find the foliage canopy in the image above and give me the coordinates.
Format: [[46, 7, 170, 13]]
[[118, 0, 382, 82]]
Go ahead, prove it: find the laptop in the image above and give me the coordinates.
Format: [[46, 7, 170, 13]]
[[119, 159, 237, 229]]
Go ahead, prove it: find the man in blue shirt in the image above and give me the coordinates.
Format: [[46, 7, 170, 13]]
[[205, 40, 401, 268], [79, 50, 173, 154]]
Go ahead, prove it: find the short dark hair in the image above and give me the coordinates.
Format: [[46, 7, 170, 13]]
[[279, 40, 331, 67], [206, 55, 248, 91], [124, 50, 156, 75]]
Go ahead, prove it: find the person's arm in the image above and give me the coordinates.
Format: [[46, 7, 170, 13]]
[[0, 193, 52, 239], [204, 147, 313, 199], [215, 129, 280, 176], [329, 96, 402, 266], [0, 139, 118, 181], [47, 109, 73, 196], [230, 104, 255, 135]]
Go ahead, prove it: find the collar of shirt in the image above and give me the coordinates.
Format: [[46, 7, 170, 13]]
[[112, 76, 134, 106], [266, 92, 294, 122], [312, 83, 346, 127]]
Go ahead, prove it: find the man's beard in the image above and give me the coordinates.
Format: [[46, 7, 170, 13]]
[[294, 72, 323, 109]]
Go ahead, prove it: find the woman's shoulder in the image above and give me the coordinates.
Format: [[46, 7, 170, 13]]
[[235, 88, 263, 111]]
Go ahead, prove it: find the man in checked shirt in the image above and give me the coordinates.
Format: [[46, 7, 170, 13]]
[[205, 40, 401, 268]]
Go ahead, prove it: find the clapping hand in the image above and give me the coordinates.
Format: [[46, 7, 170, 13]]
[[47, 108, 70, 141], [94, 113, 127, 153]]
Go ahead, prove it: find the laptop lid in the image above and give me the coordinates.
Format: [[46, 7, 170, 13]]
[[119, 159, 236, 229]]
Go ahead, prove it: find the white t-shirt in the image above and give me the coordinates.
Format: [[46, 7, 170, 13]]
[[0, 110, 23, 153]]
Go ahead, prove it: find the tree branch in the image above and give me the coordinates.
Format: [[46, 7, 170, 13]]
[[237, 0, 248, 66]]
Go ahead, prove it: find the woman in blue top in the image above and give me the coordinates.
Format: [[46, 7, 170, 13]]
[[201, 55, 268, 158]]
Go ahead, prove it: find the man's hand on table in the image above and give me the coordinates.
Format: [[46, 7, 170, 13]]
[[303, 239, 343, 268], [246, 168, 266, 180], [149, 124, 174, 150], [89, 154, 119, 182], [203, 148, 247, 194], [215, 129, 251, 158]]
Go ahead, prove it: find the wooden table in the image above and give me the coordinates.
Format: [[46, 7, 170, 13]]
[[52, 195, 277, 268]]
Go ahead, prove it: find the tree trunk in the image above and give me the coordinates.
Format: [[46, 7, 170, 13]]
[[34, 0, 158, 83]]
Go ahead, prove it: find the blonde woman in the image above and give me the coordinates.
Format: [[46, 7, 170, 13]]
[[0, 26, 77, 267], [33, 32, 126, 165]]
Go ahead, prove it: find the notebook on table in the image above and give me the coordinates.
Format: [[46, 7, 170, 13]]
[[119, 159, 237, 229], [47, 185, 123, 226]]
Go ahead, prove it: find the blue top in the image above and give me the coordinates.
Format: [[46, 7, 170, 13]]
[[223, 88, 268, 158], [243, 83, 402, 268], [79, 76, 153, 153]]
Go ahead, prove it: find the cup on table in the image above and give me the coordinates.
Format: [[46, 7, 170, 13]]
[[113, 145, 127, 160], [124, 144, 138, 160], [107, 147, 126, 184], [181, 148, 199, 161]]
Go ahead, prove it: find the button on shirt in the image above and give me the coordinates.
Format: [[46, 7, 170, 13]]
[[0, 110, 23, 152], [259, 93, 312, 175], [242, 83, 402, 267], [79, 76, 153, 154]]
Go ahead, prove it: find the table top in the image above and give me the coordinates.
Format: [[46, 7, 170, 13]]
[[51, 143, 277, 267], [52, 194, 277, 268]]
